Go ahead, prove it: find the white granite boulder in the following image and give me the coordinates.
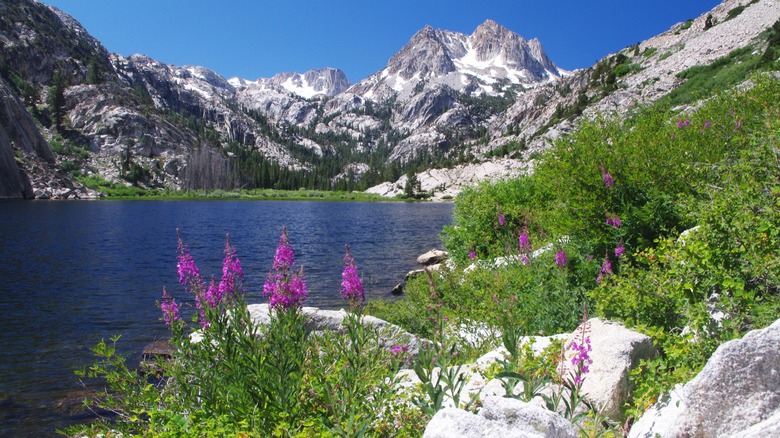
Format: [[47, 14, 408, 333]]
[[629, 318, 780, 438], [417, 249, 448, 266], [246, 304, 427, 361], [423, 396, 577, 438], [560, 318, 657, 419]]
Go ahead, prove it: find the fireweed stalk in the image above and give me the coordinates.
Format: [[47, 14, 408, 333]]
[[160, 286, 181, 327], [311, 245, 407, 436], [263, 226, 308, 311], [542, 309, 593, 423], [340, 244, 365, 310], [176, 229, 209, 326]]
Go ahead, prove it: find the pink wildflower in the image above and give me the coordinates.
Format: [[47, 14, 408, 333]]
[[391, 345, 409, 355], [272, 226, 295, 270], [555, 249, 567, 267], [606, 212, 622, 228], [468, 249, 476, 260], [264, 227, 307, 310], [217, 234, 244, 302], [176, 231, 202, 292], [160, 287, 180, 327], [615, 240, 625, 258], [518, 227, 532, 253], [520, 254, 531, 265], [340, 244, 365, 307], [570, 336, 592, 385], [602, 171, 614, 188], [596, 256, 613, 283]]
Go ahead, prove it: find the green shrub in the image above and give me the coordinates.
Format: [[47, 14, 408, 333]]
[[592, 104, 780, 418], [725, 0, 759, 22]]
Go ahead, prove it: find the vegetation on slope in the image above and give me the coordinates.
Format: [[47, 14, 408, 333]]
[[372, 73, 780, 422]]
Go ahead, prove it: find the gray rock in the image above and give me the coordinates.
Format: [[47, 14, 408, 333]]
[[390, 283, 404, 295], [629, 318, 780, 438], [423, 396, 577, 438], [246, 304, 427, 361], [560, 318, 657, 419], [366, 157, 530, 201], [417, 249, 448, 266], [0, 81, 52, 199]]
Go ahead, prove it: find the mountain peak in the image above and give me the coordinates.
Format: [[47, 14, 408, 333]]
[[373, 20, 562, 94], [473, 19, 505, 34]]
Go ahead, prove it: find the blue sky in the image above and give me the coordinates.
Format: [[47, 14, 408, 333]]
[[44, 0, 723, 83]]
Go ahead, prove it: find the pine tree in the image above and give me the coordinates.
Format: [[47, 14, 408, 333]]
[[48, 70, 66, 131]]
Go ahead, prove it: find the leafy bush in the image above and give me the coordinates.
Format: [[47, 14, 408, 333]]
[[641, 47, 658, 58]]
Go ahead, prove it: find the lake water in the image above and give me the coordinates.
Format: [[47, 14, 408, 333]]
[[0, 199, 453, 437]]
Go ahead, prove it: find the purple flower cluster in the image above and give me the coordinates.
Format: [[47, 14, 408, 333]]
[[606, 213, 622, 228], [596, 256, 613, 283], [498, 212, 506, 227], [177, 237, 202, 291], [272, 229, 295, 271], [340, 244, 365, 307], [219, 237, 244, 299], [518, 227, 532, 253], [391, 344, 409, 355], [676, 119, 691, 128], [263, 227, 308, 310], [602, 171, 614, 188], [468, 249, 476, 260], [615, 240, 625, 258], [160, 286, 180, 327], [570, 336, 593, 385], [176, 234, 208, 326], [174, 232, 245, 327], [555, 249, 567, 267]]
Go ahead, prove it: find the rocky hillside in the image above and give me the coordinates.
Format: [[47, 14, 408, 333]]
[[0, 0, 777, 199], [486, 0, 780, 159]]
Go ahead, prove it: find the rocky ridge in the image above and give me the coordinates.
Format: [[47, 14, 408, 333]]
[[485, 0, 780, 161]]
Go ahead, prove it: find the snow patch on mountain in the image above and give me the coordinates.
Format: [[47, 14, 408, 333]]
[[230, 68, 351, 99]]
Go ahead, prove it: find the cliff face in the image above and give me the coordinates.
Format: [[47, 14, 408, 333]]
[[0, 79, 50, 198]]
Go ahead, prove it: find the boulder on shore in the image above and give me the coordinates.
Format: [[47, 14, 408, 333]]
[[417, 249, 448, 266], [246, 304, 428, 364]]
